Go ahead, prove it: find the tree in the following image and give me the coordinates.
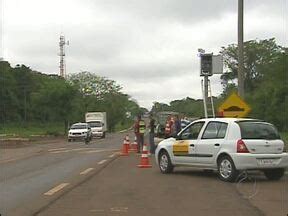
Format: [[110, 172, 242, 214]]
[[68, 71, 121, 99], [220, 38, 284, 94], [219, 38, 287, 130], [31, 77, 79, 132], [0, 61, 19, 122], [68, 71, 142, 131]]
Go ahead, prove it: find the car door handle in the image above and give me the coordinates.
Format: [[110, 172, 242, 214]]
[[190, 144, 195, 147], [214, 143, 220, 147]]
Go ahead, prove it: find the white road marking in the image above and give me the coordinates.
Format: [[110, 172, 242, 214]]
[[48, 148, 68, 152], [49, 147, 120, 154], [80, 168, 94, 175], [110, 207, 128, 212], [83, 150, 106, 154], [82, 149, 120, 154], [44, 183, 69, 196], [98, 159, 107, 165], [0, 158, 18, 164], [109, 153, 115, 158], [50, 148, 94, 154], [90, 209, 105, 212]]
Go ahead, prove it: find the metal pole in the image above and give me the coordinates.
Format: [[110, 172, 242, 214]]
[[238, 0, 244, 98], [201, 79, 207, 118], [202, 76, 209, 118]]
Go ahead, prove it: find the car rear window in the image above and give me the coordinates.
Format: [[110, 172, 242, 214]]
[[237, 121, 280, 140]]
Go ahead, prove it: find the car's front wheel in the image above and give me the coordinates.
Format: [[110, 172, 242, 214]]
[[263, 168, 285, 180], [158, 150, 174, 174], [217, 156, 238, 182]]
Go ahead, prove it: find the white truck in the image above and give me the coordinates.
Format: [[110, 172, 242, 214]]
[[85, 112, 107, 138]]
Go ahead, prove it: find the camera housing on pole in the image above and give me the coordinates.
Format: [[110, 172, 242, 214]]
[[200, 53, 213, 76], [198, 50, 223, 118]]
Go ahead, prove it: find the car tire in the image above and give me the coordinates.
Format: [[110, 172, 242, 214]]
[[102, 132, 106, 138], [263, 168, 285, 181], [217, 156, 238, 182], [158, 150, 174, 174]]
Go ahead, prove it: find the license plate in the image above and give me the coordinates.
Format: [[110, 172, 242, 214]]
[[257, 159, 276, 166]]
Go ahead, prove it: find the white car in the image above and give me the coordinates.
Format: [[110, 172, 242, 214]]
[[155, 118, 288, 182], [68, 123, 92, 142]]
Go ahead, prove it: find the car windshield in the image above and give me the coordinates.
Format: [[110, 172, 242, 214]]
[[70, 125, 87, 129], [237, 121, 280, 140], [88, 122, 102, 127]]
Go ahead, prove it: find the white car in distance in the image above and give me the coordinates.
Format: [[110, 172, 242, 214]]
[[68, 123, 92, 142], [155, 118, 288, 182]]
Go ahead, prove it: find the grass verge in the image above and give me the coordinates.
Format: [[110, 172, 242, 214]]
[[0, 122, 66, 138]]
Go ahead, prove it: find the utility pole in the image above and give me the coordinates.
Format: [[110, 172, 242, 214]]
[[59, 35, 69, 78], [238, 0, 244, 98]]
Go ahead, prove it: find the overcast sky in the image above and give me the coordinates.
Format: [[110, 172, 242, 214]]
[[1, 0, 287, 109]]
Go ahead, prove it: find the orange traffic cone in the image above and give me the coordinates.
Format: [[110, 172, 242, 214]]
[[125, 134, 131, 148], [129, 136, 138, 153], [120, 137, 129, 156], [137, 144, 152, 168]]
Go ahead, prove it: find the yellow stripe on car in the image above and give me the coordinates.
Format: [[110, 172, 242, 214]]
[[173, 141, 189, 155]]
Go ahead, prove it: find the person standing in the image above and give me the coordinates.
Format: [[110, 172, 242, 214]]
[[148, 115, 156, 154], [134, 114, 146, 153], [164, 116, 173, 138], [174, 115, 181, 136]]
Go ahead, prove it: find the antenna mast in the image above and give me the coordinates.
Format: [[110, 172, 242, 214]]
[[59, 35, 68, 78]]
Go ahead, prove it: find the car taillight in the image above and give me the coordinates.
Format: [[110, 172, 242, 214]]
[[237, 139, 249, 153]]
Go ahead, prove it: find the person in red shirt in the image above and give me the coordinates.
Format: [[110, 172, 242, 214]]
[[164, 116, 174, 138]]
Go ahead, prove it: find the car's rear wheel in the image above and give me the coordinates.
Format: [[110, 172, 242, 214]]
[[263, 168, 285, 180], [218, 156, 238, 182], [158, 150, 174, 174]]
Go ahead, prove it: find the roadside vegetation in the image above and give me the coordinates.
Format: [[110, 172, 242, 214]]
[[151, 38, 287, 135], [0, 38, 286, 138], [0, 122, 64, 137], [0, 64, 144, 136]]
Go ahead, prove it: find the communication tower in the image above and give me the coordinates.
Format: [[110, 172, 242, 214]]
[[59, 35, 69, 78]]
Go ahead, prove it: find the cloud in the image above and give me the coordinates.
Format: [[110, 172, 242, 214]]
[[2, 0, 286, 109]]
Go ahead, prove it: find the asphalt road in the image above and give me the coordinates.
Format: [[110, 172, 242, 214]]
[[36, 153, 288, 216], [1, 133, 287, 216], [0, 133, 126, 216]]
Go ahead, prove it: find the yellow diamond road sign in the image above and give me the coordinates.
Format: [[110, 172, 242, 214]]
[[218, 92, 251, 118]]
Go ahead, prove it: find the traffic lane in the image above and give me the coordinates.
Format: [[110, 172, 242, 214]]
[[0, 132, 124, 164], [0, 133, 126, 216], [0, 132, 124, 182], [37, 155, 262, 216], [6, 152, 119, 216], [236, 171, 288, 216], [0, 147, 118, 216]]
